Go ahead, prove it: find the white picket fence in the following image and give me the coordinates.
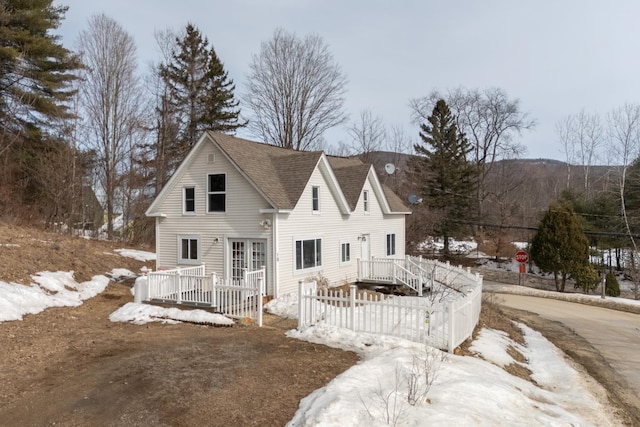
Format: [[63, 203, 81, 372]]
[[300, 257, 483, 352], [136, 265, 265, 326]]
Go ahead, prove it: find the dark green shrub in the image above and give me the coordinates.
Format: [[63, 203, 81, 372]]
[[605, 272, 620, 297]]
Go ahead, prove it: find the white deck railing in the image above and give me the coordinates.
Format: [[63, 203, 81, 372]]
[[301, 256, 482, 352], [138, 266, 265, 326]]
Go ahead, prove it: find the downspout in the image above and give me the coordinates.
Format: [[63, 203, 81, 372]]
[[273, 213, 279, 298], [155, 217, 161, 270]]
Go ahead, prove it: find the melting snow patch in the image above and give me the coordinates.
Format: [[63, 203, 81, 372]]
[[109, 302, 235, 326], [114, 248, 156, 262]]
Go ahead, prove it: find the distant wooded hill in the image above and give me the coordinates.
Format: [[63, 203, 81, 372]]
[[364, 151, 619, 233]]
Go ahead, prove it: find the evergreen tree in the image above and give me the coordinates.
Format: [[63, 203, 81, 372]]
[[160, 24, 244, 152], [531, 202, 593, 292], [605, 272, 621, 297], [0, 0, 81, 216], [0, 0, 80, 134], [408, 99, 478, 256]]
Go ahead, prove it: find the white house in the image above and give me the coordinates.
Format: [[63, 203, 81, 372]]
[[145, 131, 410, 297]]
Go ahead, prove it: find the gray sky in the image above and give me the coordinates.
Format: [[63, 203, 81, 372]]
[[54, 0, 640, 161]]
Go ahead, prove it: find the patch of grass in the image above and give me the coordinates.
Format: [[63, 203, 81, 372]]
[[506, 344, 527, 363], [474, 293, 525, 345], [504, 362, 536, 384]]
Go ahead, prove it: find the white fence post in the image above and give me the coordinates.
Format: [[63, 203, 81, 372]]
[[210, 273, 217, 308], [298, 280, 304, 329], [349, 284, 357, 330], [257, 275, 264, 327], [447, 302, 455, 353], [176, 270, 182, 304]]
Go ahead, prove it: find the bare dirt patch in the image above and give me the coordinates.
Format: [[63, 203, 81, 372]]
[[0, 222, 359, 426]]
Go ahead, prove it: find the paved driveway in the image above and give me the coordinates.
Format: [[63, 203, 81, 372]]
[[497, 293, 640, 400]]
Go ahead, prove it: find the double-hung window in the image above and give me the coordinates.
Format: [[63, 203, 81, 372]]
[[207, 174, 226, 212], [184, 187, 195, 214], [363, 190, 369, 213], [178, 235, 200, 264], [295, 238, 322, 270], [386, 233, 396, 256], [312, 186, 319, 212], [340, 241, 351, 265]]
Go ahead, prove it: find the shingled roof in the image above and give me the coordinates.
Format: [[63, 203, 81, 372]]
[[149, 131, 405, 214]]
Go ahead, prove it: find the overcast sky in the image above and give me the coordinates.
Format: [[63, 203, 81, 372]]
[[53, 0, 640, 161]]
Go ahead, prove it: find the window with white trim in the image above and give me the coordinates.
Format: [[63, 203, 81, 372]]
[[363, 190, 369, 213], [184, 187, 195, 214], [340, 241, 351, 264], [386, 233, 396, 256], [178, 235, 200, 264], [295, 238, 322, 270], [312, 186, 319, 212], [207, 174, 226, 212]]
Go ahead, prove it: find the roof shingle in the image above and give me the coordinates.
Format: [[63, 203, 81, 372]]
[[206, 131, 408, 213]]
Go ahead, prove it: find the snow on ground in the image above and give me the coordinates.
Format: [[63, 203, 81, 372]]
[[109, 302, 234, 326], [0, 237, 629, 425], [269, 296, 619, 426], [0, 272, 109, 322], [0, 246, 157, 323], [114, 248, 156, 262], [418, 238, 477, 254]]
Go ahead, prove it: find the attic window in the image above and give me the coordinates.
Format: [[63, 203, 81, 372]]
[[207, 174, 226, 212], [363, 190, 369, 213], [312, 186, 319, 212], [184, 187, 195, 214], [208, 153, 215, 163]]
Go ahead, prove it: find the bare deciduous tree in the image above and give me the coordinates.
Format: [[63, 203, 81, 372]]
[[77, 14, 143, 239], [348, 110, 386, 163], [243, 28, 348, 151], [555, 110, 603, 195], [607, 103, 640, 252]]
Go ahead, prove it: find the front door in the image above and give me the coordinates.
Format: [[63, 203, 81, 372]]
[[230, 239, 268, 287], [360, 234, 370, 278]]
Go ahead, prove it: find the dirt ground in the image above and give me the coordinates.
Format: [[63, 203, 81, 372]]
[[0, 223, 359, 426], [1, 222, 637, 426]]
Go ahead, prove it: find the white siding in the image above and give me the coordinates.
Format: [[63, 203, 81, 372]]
[[276, 168, 405, 296], [154, 140, 275, 292], [152, 137, 406, 297]]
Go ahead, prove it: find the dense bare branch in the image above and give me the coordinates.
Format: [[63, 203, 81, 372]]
[[77, 14, 143, 239], [243, 28, 348, 151]]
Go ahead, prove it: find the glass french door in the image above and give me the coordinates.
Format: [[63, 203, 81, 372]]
[[230, 239, 267, 283]]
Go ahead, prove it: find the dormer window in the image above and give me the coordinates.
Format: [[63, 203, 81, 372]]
[[312, 186, 319, 212], [363, 190, 369, 213]]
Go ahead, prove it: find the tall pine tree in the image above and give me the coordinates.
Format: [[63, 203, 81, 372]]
[[408, 99, 478, 255], [0, 0, 81, 215], [160, 24, 244, 152], [0, 0, 80, 134]]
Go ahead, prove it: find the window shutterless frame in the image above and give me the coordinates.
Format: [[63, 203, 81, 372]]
[[207, 174, 226, 212], [183, 187, 195, 214]]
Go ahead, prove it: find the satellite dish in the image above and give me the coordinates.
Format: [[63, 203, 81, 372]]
[[384, 163, 396, 175], [408, 194, 418, 204]]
